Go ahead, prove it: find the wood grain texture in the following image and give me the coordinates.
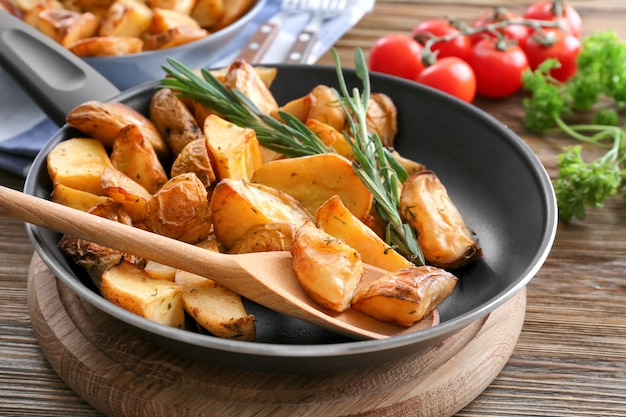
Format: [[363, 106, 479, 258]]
[[1, 0, 626, 415]]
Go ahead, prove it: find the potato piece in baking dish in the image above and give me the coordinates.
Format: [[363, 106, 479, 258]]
[[203, 114, 263, 181], [143, 173, 212, 244], [150, 7, 201, 34], [47, 137, 112, 196], [190, 0, 224, 28], [66, 100, 169, 159], [34, 9, 99, 47], [51, 183, 113, 212], [170, 138, 217, 189], [210, 178, 313, 249], [210, 0, 254, 30], [366, 93, 398, 148], [101, 166, 152, 223], [229, 222, 296, 254], [142, 26, 208, 50], [223, 60, 278, 116], [58, 201, 143, 289], [148, 0, 195, 15], [101, 260, 185, 329], [400, 170, 482, 269], [251, 153, 373, 221], [150, 88, 205, 157], [175, 270, 256, 341], [351, 266, 457, 327], [305, 118, 355, 161], [291, 221, 363, 313], [68, 36, 144, 57], [110, 124, 168, 195], [316, 195, 413, 272], [98, 0, 153, 37]]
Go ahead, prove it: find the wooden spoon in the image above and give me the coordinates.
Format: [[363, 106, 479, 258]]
[[0, 185, 438, 339]]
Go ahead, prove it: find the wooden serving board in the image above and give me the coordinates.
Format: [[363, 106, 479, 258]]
[[27, 253, 526, 417]]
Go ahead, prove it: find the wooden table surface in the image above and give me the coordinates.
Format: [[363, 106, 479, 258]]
[[1, 0, 626, 415]]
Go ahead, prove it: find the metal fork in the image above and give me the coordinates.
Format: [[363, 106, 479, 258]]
[[236, 0, 309, 64], [285, 0, 349, 64]]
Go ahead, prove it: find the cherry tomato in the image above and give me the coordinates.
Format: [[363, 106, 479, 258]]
[[416, 57, 476, 103], [520, 28, 581, 82], [469, 9, 530, 45], [468, 38, 529, 98], [368, 34, 425, 80], [412, 19, 471, 61], [523, 1, 582, 38]]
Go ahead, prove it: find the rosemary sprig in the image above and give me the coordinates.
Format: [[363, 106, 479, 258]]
[[159, 53, 424, 264], [160, 58, 329, 157], [330, 49, 424, 265]]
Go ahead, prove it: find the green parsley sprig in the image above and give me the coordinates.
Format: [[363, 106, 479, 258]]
[[159, 52, 424, 264], [522, 30, 626, 222]]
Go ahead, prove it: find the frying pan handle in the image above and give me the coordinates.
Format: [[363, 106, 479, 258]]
[[0, 13, 120, 126]]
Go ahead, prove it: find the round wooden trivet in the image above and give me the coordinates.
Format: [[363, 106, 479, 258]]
[[27, 253, 526, 417]]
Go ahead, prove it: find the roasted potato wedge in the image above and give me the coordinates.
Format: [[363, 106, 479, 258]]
[[251, 153, 373, 221], [316, 195, 413, 271], [149, 7, 201, 33], [229, 222, 296, 253], [35, 9, 99, 46], [306, 85, 346, 132], [223, 60, 278, 115], [68, 35, 144, 56], [147, 0, 195, 16], [51, 183, 114, 211], [305, 118, 355, 161], [150, 88, 205, 157], [175, 270, 256, 341], [101, 166, 152, 223], [110, 123, 168, 194], [400, 170, 482, 269], [170, 138, 217, 188], [190, 0, 224, 28], [351, 266, 457, 327], [58, 201, 142, 289], [101, 260, 185, 329], [143, 259, 177, 281], [143, 173, 212, 243], [98, 0, 153, 37], [47, 137, 112, 196], [210, 178, 313, 249], [291, 221, 363, 312], [66, 100, 169, 159], [142, 26, 208, 50], [203, 114, 263, 181], [365, 93, 398, 148], [210, 0, 254, 30]]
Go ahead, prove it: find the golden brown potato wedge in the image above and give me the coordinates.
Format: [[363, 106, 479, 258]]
[[190, 0, 224, 28], [210, 178, 313, 249], [148, 0, 194, 15], [143, 173, 212, 243], [251, 153, 373, 221], [210, 0, 254, 30], [203, 114, 263, 181], [101, 260, 185, 329], [143, 259, 177, 281], [98, 0, 153, 37], [307, 85, 346, 132], [366, 93, 398, 148], [68, 35, 144, 56], [170, 138, 216, 188], [101, 166, 152, 223], [66, 100, 169, 159], [228, 222, 296, 254], [391, 150, 425, 176], [306, 118, 355, 161], [35, 9, 99, 46], [58, 201, 142, 289], [110, 123, 168, 194], [142, 26, 208, 50], [22, 0, 63, 27], [175, 270, 256, 340], [51, 183, 114, 211], [150, 7, 201, 34], [291, 221, 363, 312], [399, 170, 482, 269], [351, 266, 457, 327], [223, 60, 278, 116], [150, 88, 205, 157], [47, 137, 112, 196], [274, 92, 313, 123], [316, 195, 413, 272]]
